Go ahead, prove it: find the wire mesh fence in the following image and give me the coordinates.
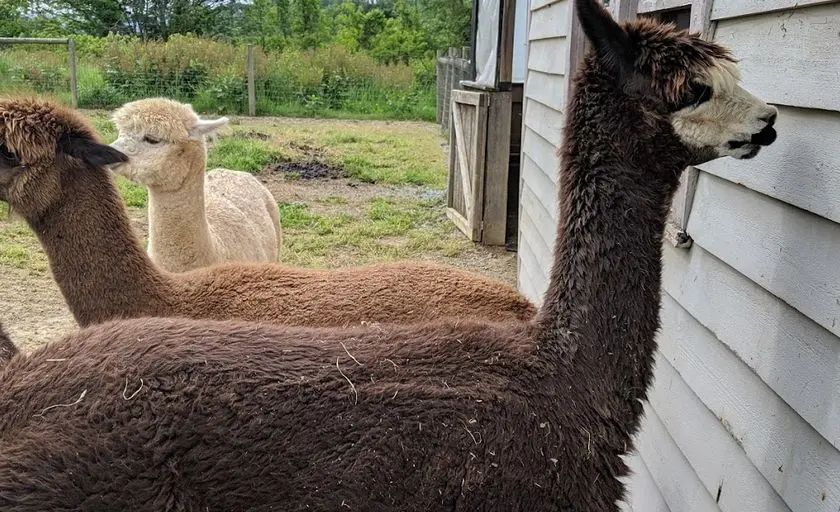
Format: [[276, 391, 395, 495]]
[[0, 37, 437, 121]]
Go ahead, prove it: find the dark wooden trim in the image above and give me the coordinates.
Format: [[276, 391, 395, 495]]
[[497, 0, 517, 85], [469, 0, 479, 81]]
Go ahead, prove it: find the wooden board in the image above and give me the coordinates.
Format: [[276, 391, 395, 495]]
[[521, 153, 559, 216], [647, 353, 791, 511], [527, 38, 568, 75], [524, 70, 567, 111], [620, 453, 671, 512], [713, 4, 840, 111], [520, 178, 557, 256], [662, 242, 840, 451], [523, 100, 564, 147], [482, 91, 513, 245], [528, 0, 570, 40], [634, 405, 722, 511], [698, 106, 840, 225], [531, 0, 565, 13], [687, 172, 840, 339], [711, 0, 838, 20], [658, 294, 840, 511], [637, 0, 691, 13], [446, 90, 489, 241]]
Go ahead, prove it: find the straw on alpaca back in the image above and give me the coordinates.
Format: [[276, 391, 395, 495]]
[[110, 98, 282, 272]]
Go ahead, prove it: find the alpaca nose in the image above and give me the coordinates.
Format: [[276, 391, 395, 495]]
[[760, 112, 777, 127]]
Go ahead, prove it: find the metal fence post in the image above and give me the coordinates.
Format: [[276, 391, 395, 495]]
[[68, 38, 78, 108], [246, 44, 256, 116]]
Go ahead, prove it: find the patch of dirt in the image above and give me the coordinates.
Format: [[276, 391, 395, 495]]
[[263, 160, 347, 180], [236, 130, 270, 141]]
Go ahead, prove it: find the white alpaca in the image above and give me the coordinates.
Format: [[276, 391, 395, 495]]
[[110, 98, 282, 273]]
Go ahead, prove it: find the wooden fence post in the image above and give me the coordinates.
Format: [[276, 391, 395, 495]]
[[436, 49, 444, 124], [68, 38, 78, 108], [246, 44, 256, 116]]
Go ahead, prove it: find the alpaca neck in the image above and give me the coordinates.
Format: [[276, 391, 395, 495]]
[[536, 70, 687, 413], [30, 165, 171, 327], [147, 170, 214, 269]]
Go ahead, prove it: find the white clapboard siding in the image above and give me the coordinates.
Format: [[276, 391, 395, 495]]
[[713, 3, 840, 111], [647, 352, 790, 511], [634, 405, 721, 511], [697, 106, 840, 224], [522, 120, 561, 168], [528, 0, 569, 40], [516, 211, 550, 302], [518, 200, 554, 272], [686, 172, 840, 339], [620, 452, 671, 512], [524, 70, 567, 111], [530, 0, 562, 13], [658, 294, 840, 511], [527, 38, 568, 75], [520, 179, 557, 255], [521, 154, 558, 217], [662, 243, 840, 450], [711, 0, 837, 20]]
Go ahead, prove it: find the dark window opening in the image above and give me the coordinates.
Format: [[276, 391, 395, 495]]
[[641, 6, 691, 31]]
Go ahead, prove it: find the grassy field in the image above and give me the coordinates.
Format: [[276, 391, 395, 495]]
[[0, 113, 517, 351]]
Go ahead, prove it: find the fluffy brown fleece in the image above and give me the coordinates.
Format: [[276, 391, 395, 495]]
[[0, 98, 535, 329], [0, 323, 16, 364], [0, 1, 777, 509]]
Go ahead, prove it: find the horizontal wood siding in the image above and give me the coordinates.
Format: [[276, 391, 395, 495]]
[[713, 2, 840, 111], [697, 106, 840, 224], [517, 0, 568, 303]]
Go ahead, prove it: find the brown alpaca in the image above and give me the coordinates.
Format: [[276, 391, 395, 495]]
[[0, 1, 777, 509], [0, 99, 534, 328], [0, 323, 16, 364]]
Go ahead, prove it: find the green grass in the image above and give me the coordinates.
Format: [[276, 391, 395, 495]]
[[0, 217, 49, 274], [277, 196, 468, 268], [207, 135, 288, 172]]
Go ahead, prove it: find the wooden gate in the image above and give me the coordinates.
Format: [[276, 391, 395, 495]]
[[446, 89, 489, 241]]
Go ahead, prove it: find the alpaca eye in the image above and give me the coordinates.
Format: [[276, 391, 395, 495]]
[[678, 83, 713, 110], [143, 135, 161, 145], [0, 144, 18, 165]]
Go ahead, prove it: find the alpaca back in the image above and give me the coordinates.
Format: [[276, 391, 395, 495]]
[[204, 168, 281, 264], [172, 259, 537, 325]]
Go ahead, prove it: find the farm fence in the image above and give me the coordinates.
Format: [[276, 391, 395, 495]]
[[435, 46, 472, 129]]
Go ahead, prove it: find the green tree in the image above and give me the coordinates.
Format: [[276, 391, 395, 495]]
[[292, 0, 321, 48]]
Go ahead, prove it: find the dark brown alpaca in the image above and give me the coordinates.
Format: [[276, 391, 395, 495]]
[[0, 98, 534, 328], [0, 1, 777, 510], [0, 323, 16, 363]]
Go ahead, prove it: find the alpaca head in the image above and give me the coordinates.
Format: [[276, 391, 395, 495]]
[[109, 98, 229, 192], [0, 97, 128, 218], [576, 0, 777, 164]]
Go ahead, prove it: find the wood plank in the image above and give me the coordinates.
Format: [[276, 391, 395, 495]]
[[647, 353, 791, 511], [634, 405, 721, 511], [523, 99, 564, 147], [516, 223, 550, 302], [528, 0, 570, 40], [527, 38, 568, 75], [637, 0, 691, 14], [697, 106, 840, 225], [658, 294, 840, 511], [518, 202, 554, 271], [520, 180, 558, 252], [662, 242, 840, 451], [521, 153, 559, 218], [713, 4, 840, 111], [452, 102, 475, 220], [451, 88, 488, 107], [531, 0, 564, 13], [620, 453, 671, 512], [711, 0, 838, 20], [524, 70, 566, 111], [482, 91, 513, 245], [687, 172, 840, 338]]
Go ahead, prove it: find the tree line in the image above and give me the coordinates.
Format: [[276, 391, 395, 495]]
[[2, 0, 471, 62]]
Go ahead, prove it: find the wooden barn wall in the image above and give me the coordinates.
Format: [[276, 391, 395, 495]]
[[518, 0, 840, 510], [516, 0, 568, 302]]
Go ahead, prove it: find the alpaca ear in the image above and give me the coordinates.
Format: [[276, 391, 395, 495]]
[[190, 117, 229, 137], [59, 135, 129, 168], [575, 0, 633, 78]]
